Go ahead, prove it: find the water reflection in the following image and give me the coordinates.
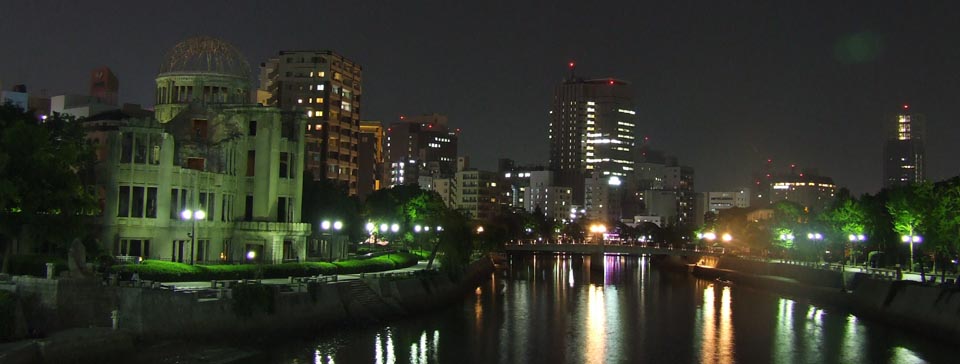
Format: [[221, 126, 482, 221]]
[[260, 253, 955, 364], [697, 284, 734, 364]]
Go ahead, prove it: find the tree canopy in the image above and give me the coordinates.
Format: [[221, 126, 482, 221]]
[[0, 104, 96, 271]]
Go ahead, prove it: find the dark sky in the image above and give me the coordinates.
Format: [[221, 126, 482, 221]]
[[2, 1, 959, 195]]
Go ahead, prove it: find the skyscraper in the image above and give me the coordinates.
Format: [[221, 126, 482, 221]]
[[259, 51, 362, 195], [549, 63, 637, 209], [882, 104, 926, 188]]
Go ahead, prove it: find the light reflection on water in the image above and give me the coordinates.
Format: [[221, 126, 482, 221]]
[[265, 254, 952, 364]]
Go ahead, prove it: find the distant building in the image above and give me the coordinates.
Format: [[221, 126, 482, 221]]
[[1, 86, 28, 111], [89, 36, 310, 263], [522, 170, 572, 222], [455, 169, 502, 221], [665, 165, 696, 226], [384, 114, 459, 187], [498, 158, 548, 210], [703, 189, 750, 214], [90, 66, 119, 106], [50, 94, 117, 118], [358, 121, 383, 200], [769, 170, 836, 213], [259, 50, 362, 195], [883, 104, 926, 188], [584, 172, 624, 224], [549, 65, 637, 204]]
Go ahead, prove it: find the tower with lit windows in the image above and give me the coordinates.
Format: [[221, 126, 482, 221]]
[[259, 51, 362, 195], [548, 62, 637, 209], [882, 104, 926, 188]]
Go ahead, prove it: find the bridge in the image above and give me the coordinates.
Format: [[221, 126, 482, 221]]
[[504, 242, 719, 258]]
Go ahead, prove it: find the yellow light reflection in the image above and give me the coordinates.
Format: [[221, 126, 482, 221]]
[[700, 284, 734, 364], [584, 285, 606, 364], [701, 285, 716, 363]]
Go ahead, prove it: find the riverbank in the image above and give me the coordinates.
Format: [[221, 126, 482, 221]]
[[0, 258, 495, 364], [655, 255, 960, 346]]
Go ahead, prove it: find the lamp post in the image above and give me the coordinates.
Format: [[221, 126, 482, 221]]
[[181, 209, 206, 265], [807, 232, 823, 263], [902, 234, 922, 271], [848, 234, 866, 266], [320, 220, 343, 261]]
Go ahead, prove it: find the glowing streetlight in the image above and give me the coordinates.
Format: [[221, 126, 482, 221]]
[[333, 221, 343, 231], [902, 234, 922, 271], [476, 226, 485, 234], [365, 222, 375, 233], [320, 220, 331, 230], [721, 233, 733, 242], [181, 209, 206, 265], [390, 223, 400, 233]]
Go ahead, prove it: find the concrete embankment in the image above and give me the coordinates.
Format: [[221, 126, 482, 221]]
[[655, 255, 960, 345], [0, 259, 495, 363]]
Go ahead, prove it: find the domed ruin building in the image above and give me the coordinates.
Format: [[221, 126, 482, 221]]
[[86, 37, 315, 264]]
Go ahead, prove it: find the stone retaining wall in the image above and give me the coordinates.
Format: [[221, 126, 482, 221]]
[[685, 256, 960, 345]]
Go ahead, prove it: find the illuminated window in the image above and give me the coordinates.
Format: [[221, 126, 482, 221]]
[[317, 84, 324, 90], [297, 98, 303, 104]]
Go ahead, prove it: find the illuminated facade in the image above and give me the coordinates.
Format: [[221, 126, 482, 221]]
[[769, 172, 836, 213], [259, 51, 362, 195], [549, 69, 636, 205], [882, 105, 925, 188], [88, 37, 310, 264]]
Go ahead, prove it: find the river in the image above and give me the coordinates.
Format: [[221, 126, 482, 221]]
[[259, 254, 957, 364]]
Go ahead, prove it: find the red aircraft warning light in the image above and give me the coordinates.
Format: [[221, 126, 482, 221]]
[[903, 104, 910, 110]]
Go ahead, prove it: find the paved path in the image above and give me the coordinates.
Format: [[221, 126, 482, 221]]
[[163, 261, 433, 290]]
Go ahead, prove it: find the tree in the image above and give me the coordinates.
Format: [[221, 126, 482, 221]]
[[301, 175, 363, 243], [820, 197, 868, 264], [0, 105, 96, 272], [886, 183, 934, 270]]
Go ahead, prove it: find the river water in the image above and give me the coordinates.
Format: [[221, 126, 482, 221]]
[[261, 254, 957, 364]]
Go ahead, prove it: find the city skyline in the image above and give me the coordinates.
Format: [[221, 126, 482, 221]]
[[2, 1, 960, 194]]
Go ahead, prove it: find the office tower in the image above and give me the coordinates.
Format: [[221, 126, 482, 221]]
[[549, 64, 637, 206], [882, 104, 926, 188], [358, 121, 384, 200], [260, 51, 362, 195], [384, 113, 459, 187]]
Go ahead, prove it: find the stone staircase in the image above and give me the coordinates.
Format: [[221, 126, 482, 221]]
[[337, 280, 405, 322]]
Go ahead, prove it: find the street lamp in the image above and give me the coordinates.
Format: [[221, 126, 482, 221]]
[[902, 234, 922, 271], [320, 219, 344, 261], [721, 233, 733, 242], [848, 234, 866, 266], [181, 209, 205, 265]]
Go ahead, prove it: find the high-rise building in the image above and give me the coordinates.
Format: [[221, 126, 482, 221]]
[[883, 104, 926, 188], [90, 66, 119, 106], [384, 114, 459, 187], [259, 51, 362, 195], [549, 64, 637, 205], [358, 121, 384, 200]]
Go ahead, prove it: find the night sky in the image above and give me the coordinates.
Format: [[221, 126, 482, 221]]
[[2, 1, 959, 195]]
